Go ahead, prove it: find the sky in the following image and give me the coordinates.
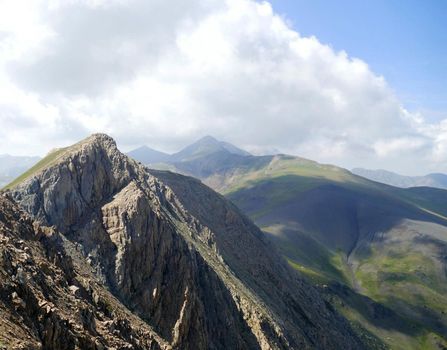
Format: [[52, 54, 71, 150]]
[[269, 0, 447, 122], [0, 0, 446, 175]]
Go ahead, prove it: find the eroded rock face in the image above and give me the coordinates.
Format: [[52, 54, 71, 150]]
[[0, 194, 169, 350], [7, 134, 365, 349]]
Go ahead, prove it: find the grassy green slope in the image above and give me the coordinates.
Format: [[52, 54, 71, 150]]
[[2, 147, 68, 191], [1, 134, 117, 192], [221, 155, 447, 349]]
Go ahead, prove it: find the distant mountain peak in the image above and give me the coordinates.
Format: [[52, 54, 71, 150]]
[[196, 135, 219, 143], [127, 144, 170, 165], [170, 135, 251, 162], [127, 136, 252, 165], [130, 145, 151, 152], [82, 133, 116, 147]]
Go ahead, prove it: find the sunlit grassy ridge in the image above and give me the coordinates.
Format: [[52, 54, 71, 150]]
[[224, 155, 447, 349], [1, 134, 113, 192], [2, 147, 69, 190], [223, 154, 362, 194]]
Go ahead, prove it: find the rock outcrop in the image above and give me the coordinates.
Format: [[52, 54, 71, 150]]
[[0, 194, 169, 349], [4, 134, 365, 349]]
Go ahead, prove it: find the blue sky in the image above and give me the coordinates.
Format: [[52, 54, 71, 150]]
[[270, 0, 447, 122]]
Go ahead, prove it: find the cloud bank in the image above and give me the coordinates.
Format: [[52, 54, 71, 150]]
[[0, 0, 445, 174]]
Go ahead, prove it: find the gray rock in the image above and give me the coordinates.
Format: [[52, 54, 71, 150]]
[[6, 133, 366, 349]]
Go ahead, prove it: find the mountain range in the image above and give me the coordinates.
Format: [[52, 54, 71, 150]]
[[352, 168, 447, 189], [128, 136, 447, 350], [1, 134, 447, 349], [0, 134, 365, 349], [127, 135, 251, 165]]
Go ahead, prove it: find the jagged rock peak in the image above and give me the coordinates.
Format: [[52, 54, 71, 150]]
[[52, 133, 120, 162], [78, 132, 116, 147], [2, 133, 127, 193], [0, 193, 169, 349], [61, 133, 120, 159], [6, 133, 365, 350]]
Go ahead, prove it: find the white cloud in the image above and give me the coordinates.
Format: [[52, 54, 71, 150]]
[[0, 0, 446, 174]]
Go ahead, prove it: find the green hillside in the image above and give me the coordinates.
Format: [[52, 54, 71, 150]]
[[222, 155, 447, 349], [2, 147, 68, 191], [135, 142, 447, 348], [157, 147, 447, 349]]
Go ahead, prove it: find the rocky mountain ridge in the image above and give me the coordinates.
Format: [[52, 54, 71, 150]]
[[0, 193, 169, 349], [2, 133, 365, 349]]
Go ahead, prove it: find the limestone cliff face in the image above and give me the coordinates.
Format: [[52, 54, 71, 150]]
[[0, 194, 169, 350], [7, 134, 365, 350]]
